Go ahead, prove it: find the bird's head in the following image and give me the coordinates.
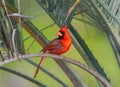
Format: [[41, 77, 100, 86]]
[[57, 26, 69, 39]]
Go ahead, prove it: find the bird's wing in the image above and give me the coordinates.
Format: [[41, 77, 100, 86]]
[[43, 39, 63, 52]]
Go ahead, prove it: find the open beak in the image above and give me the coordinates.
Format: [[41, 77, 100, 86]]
[[57, 32, 62, 36]]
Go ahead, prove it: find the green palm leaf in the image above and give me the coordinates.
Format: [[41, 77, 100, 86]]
[[0, 0, 120, 87]]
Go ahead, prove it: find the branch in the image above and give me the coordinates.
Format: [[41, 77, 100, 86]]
[[0, 54, 112, 87], [0, 66, 47, 87], [64, 0, 81, 24], [25, 59, 68, 87]]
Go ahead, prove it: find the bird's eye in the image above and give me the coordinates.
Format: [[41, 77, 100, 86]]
[[60, 31, 65, 36], [58, 31, 65, 36], [58, 31, 65, 39]]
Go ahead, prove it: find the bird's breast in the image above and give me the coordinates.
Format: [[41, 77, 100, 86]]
[[61, 39, 72, 50]]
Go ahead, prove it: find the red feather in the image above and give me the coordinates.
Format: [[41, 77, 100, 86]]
[[34, 26, 72, 78]]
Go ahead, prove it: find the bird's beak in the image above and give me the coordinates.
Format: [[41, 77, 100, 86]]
[[57, 32, 62, 36]]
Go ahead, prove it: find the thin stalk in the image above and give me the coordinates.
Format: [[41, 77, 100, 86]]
[[0, 66, 47, 87], [0, 54, 112, 87]]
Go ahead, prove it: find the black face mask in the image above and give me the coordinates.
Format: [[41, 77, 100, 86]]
[[58, 31, 65, 39]]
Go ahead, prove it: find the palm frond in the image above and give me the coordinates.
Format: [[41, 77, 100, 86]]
[[0, 0, 120, 87], [0, 1, 84, 87], [36, 0, 109, 82], [0, 66, 47, 87]]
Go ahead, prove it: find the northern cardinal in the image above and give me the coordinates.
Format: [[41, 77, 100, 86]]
[[34, 25, 72, 78]]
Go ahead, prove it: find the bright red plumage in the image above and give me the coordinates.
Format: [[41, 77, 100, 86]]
[[34, 26, 72, 78]]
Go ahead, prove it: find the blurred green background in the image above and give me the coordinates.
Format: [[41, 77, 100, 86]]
[[0, 0, 120, 87]]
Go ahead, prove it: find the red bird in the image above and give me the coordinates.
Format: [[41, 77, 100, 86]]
[[34, 26, 72, 78]]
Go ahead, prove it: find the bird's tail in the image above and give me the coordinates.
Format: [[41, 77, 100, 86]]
[[34, 57, 46, 78]]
